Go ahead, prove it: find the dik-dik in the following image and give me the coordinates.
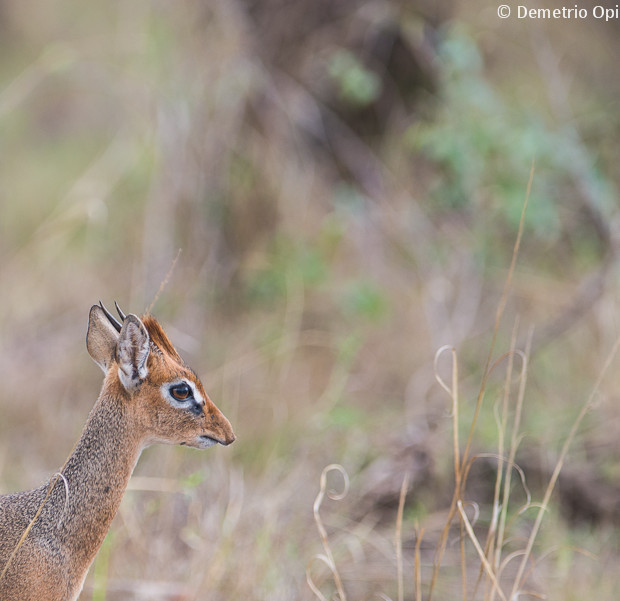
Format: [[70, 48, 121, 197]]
[[0, 303, 235, 601]]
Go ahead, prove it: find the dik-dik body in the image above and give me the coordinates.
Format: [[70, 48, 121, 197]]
[[0, 303, 235, 601]]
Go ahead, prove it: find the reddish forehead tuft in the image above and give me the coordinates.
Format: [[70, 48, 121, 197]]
[[141, 314, 182, 362]]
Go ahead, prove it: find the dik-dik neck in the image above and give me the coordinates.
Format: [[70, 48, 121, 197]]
[[53, 390, 144, 571]]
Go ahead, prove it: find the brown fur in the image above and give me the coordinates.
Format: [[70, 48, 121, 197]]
[[142, 314, 183, 362], [0, 306, 235, 601]]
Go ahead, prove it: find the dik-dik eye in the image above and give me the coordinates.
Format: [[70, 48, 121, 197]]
[[170, 382, 193, 402]]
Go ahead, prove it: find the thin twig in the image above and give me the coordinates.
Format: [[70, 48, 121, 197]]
[[395, 472, 410, 601], [0, 420, 85, 587], [307, 464, 350, 601], [461, 160, 534, 477], [54, 472, 70, 530], [429, 346, 460, 598], [414, 524, 425, 601], [458, 501, 508, 601], [0, 474, 62, 583], [146, 248, 182, 315], [428, 162, 534, 601], [491, 332, 532, 601]]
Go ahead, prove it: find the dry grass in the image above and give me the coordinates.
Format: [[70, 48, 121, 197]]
[[302, 332, 620, 601], [301, 336, 620, 601], [300, 191, 620, 601]]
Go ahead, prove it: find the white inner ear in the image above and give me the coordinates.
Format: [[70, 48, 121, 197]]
[[117, 317, 150, 392]]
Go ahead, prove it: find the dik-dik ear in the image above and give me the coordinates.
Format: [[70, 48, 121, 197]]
[[87, 304, 120, 373], [116, 314, 150, 392]]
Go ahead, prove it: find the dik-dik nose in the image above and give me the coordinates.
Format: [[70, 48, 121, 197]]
[[207, 405, 236, 446], [222, 432, 236, 446], [219, 418, 236, 446]]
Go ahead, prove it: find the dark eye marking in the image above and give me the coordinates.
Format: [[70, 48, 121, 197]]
[[169, 382, 193, 402]]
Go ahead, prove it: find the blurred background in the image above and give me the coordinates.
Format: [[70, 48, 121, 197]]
[[0, 1, 619, 599]]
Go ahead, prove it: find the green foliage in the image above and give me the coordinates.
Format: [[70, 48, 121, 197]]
[[341, 280, 388, 323], [332, 182, 368, 213], [328, 49, 382, 107], [326, 404, 364, 428], [181, 470, 205, 491], [335, 333, 363, 366], [245, 235, 328, 306], [406, 26, 616, 244]]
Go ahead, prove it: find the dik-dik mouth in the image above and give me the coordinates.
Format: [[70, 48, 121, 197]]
[[179, 434, 234, 449], [179, 433, 235, 449], [199, 435, 219, 448], [201, 433, 236, 446]]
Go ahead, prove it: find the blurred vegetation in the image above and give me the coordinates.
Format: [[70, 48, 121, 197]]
[[1, 1, 620, 600]]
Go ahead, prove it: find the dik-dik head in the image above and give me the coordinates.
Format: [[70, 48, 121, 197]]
[[86, 302, 235, 449]]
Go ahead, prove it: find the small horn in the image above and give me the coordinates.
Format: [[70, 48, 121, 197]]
[[99, 301, 122, 332], [114, 301, 127, 322]]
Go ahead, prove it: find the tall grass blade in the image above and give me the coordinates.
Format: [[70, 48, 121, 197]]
[[509, 334, 620, 599]]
